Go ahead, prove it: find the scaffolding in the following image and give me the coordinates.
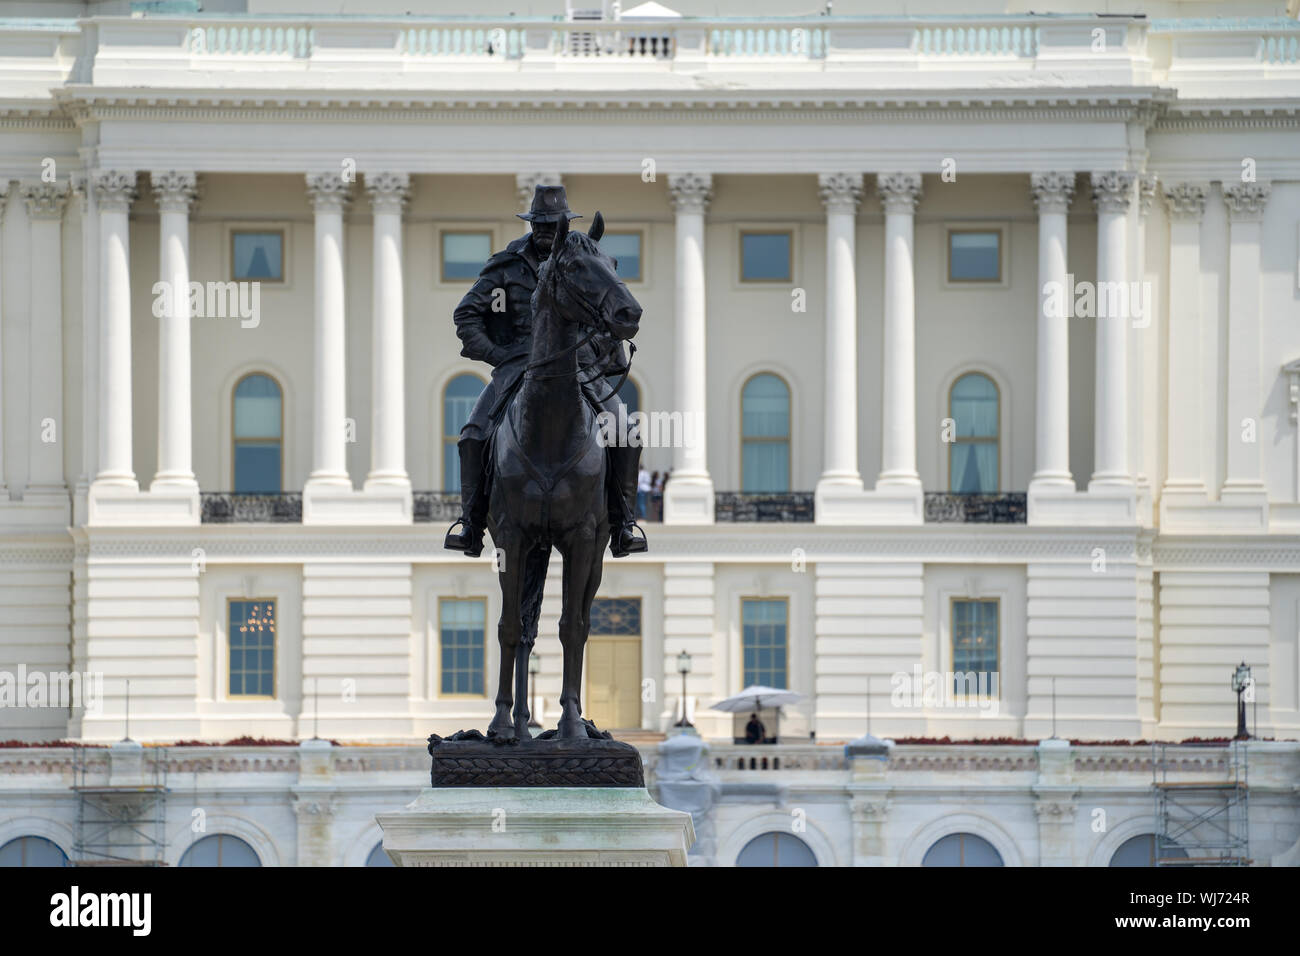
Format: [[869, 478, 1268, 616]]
[[1152, 741, 1250, 866], [73, 746, 169, 866]]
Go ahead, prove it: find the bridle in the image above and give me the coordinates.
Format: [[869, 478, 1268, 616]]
[[523, 243, 636, 404]]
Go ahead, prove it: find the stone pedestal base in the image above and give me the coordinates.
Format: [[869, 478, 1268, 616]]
[[377, 787, 694, 867]]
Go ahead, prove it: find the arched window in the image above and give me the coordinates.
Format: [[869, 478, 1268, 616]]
[[922, 832, 1003, 867], [0, 836, 69, 867], [949, 372, 999, 494], [443, 374, 486, 491], [179, 834, 261, 867], [1110, 834, 1190, 867], [233, 373, 283, 493], [736, 832, 817, 867], [366, 842, 395, 867], [741, 373, 790, 493]]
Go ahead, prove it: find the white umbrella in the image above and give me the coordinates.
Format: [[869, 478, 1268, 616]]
[[709, 685, 805, 713]]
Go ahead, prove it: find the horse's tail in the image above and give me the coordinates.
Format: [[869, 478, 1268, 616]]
[[519, 544, 551, 649]]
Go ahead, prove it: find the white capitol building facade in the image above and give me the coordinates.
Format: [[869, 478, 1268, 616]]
[[0, 0, 1299, 867]]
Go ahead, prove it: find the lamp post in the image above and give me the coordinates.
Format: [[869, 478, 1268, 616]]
[[675, 650, 693, 729], [527, 653, 541, 729], [1231, 662, 1251, 741]]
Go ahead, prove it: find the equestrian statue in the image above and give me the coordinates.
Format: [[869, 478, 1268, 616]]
[[443, 185, 646, 742]]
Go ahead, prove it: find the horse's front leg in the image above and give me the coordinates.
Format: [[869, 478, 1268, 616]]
[[556, 522, 605, 739], [488, 536, 526, 743], [513, 639, 532, 739]]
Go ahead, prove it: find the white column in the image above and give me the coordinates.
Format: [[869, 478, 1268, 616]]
[[0, 184, 8, 498], [74, 166, 100, 509], [305, 172, 352, 490], [1088, 170, 1135, 490], [364, 172, 411, 492], [1159, 182, 1210, 517], [1131, 173, 1158, 518], [150, 171, 198, 492], [876, 172, 922, 490], [1028, 171, 1076, 493], [663, 173, 714, 524], [18, 182, 67, 496], [816, 173, 864, 502], [1220, 181, 1271, 521], [92, 170, 138, 490]]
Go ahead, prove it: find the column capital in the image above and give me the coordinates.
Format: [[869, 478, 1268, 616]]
[[305, 171, 353, 213], [150, 170, 198, 213], [515, 172, 562, 210], [1222, 181, 1271, 222], [1162, 181, 1209, 222], [667, 173, 713, 214], [0, 180, 8, 213], [1137, 173, 1159, 218], [20, 180, 71, 221], [1090, 170, 1136, 214], [1030, 171, 1076, 214], [366, 171, 411, 214], [818, 172, 863, 214], [876, 171, 922, 214], [93, 170, 138, 214]]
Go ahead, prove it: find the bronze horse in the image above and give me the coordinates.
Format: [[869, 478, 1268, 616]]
[[485, 212, 642, 742]]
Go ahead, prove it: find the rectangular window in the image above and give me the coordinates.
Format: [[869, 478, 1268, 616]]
[[742, 598, 788, 689], [442, 232, 492, 281], [740, 231, 792, 282], [952, 598, 998, 692], [599, 232, 642, 281], [440, 598, 486, 696], [948, 230, 1001, 282], [231, 230, 284, 282], [229, 600, 276, 697]]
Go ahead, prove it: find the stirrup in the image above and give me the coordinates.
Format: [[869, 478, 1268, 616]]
[[610, 522, 648, 558], [444, 518, 485, 558]]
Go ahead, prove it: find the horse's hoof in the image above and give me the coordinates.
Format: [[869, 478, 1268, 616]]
[[557, 718, 585, 739], [486, 719, 517, 744]]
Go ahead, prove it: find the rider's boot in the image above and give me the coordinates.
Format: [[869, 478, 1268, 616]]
[[444, 437, 488, 558], [607, 444, 648, 558]]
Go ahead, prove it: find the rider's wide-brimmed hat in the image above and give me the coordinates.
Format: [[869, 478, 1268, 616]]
[[518, 184, 582, 223]]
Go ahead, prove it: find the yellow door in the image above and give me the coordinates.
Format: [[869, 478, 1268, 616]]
[[586, 636, 642, 730]]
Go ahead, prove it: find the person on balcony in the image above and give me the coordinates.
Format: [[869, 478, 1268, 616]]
[[442, 185, 648, 560], [745, 712, 766, 744]]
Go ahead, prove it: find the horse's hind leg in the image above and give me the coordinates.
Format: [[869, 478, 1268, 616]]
[[556, 528, 605, 739], [487, 536, 527, 742]]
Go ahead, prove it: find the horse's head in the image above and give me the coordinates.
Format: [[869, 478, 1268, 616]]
[[535, 212, 642, 338]]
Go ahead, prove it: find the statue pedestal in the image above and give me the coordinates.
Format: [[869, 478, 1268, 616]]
[[376, 787, 695, 867]]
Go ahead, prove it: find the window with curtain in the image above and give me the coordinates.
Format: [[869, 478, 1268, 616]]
[[742, 373, 790, 493], [228, 599, 276, 698], [233, 373, 282, 493], [952, 598, 998, 693], [742, 598, 788, 689], [179, 834, 261, 867], [443, 374, 486, 491], [949, 372, 998, 493], [440, 598, 486, 696]]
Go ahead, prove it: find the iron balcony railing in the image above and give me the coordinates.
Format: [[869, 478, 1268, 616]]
[[200, 492, 302, 523], [714, 492, 815, 523], [924, 492, 1026, 524]]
